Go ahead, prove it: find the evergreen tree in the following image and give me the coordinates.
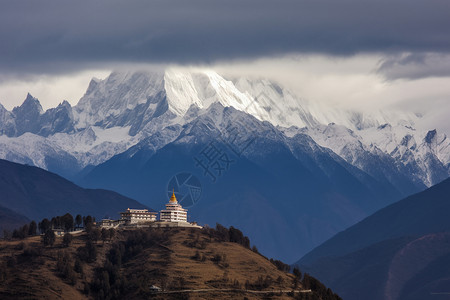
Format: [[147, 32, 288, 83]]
[[28, 220, 37, 236], [84, 215, 94, 232], [62, 232, 73, 247], [61, 213, 74, 232], [75, 214, 82, 228], [39, 218, 51, 234], [293, 266, 302, 280], [21, 224, 29, 238], [42, 229, 56, 246]]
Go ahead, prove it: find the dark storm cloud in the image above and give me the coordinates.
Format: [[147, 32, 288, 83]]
[[377, 53, 450, 80], [1, 0, 450, 75]]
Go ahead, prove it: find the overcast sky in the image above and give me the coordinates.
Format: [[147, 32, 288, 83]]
[[1, 0, 449, 133]]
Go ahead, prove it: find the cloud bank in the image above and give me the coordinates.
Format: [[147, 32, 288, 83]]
[[1, 0, 450, 77], [1, 0, 449, 134]]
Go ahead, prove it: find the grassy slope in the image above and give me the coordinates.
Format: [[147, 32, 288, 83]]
[[0, 228, 309, 300], [0, 235, 87, 299]]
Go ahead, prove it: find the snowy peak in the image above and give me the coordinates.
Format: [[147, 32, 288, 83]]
[[71, 68, 279, 133], [0, 94, 75, 137], [17, 93, 44, 111], [68, 69, 420, 135], [74, 70, 165, 130], [233, 76, 318, 128], [165, 68, 410, 131], [85, 77, 101, 95], [11, 93, 43, 136], [301, 121, 450, 188], [38, 99, 74, 137], [0, 69, 423, 139], [13, 93, 44, 116], [163, 69, 203, 116], [163, 69, 270, 121]]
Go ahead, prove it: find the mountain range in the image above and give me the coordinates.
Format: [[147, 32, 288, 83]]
[[297, 176, 450, 300], [0, 68, 449, 261]]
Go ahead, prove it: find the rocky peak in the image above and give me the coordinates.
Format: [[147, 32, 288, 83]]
[[425, 129, 437, 144], [12, 93, 44, 136], [13, 93, 43, 115], [38, 100, 75, 137]]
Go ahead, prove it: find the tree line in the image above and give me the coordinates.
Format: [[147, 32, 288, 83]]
[[2, 213, 99, 248], [201, 223, 251, 249]]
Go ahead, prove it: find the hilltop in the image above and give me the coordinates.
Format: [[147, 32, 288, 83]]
[[0, 225, 340, 300]]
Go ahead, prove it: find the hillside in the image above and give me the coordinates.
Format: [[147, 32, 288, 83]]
[[297, 177, 450, 300], [0, 159, 147, 229], [0, 226, 341, 300]]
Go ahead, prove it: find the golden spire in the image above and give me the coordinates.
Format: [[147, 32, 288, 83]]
[[170, 189, 177, 203]]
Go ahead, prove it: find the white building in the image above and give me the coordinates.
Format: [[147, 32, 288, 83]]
[[99, 218, 122, 228], [120, 208, 157, 224], [159, 191, 188, 222]]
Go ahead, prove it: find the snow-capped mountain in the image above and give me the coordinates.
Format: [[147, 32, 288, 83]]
[[0, 68, 447, 186], [0, 68, 449, 261], [299, 123, 449, 188]]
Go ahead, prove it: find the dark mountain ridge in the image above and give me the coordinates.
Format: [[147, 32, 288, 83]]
[[0, 159, 147, 233], [297, 176, 450, 300], [0, 204, 30, 237]]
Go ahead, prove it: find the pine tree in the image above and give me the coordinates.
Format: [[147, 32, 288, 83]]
[[63, 232, 73, 247], [42, 229, 55, 246], [28, 221, 37, 236]]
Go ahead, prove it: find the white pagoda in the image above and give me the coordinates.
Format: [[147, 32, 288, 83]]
[[159, 190, 188, 222]]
